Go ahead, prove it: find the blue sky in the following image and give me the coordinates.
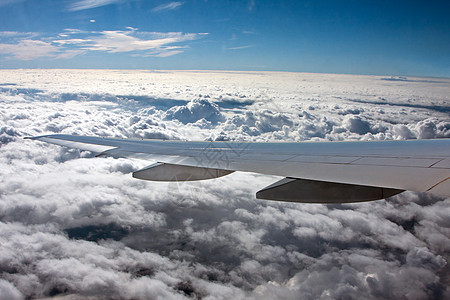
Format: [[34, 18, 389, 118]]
[[0, 0, 448, 76]]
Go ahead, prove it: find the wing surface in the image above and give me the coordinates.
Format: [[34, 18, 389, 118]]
[[27, 134, 450, 203]]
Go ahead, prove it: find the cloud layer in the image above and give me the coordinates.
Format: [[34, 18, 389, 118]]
[[0, 70, 449, 299]]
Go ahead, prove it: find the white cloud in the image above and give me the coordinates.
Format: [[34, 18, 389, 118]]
[[0, 39, 59, 60], [0, 31, 37, 38], [164, 99, 225, 124], [154, 50, 184, 57], [88, 31, 174, 52], [0, 279, 22, 300], [55, 49, 86, 59], [0, 29, 207, 60], [0, 38, 87, 61], [83, 30, 204, 56], [63, 28, 89, 34], [247, 0, 255, 11], [152, 1, 184, 13], [227, 45, 255, 50], [53, 38, 92, 45], [0, 0, 23, 7], [343, 115, 372, 135], [68, 0, 122, 11]]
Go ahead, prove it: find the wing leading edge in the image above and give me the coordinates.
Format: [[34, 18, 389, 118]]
[[27, 134, 450, 203]]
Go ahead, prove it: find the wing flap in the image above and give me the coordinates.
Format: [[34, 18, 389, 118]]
[[256, 178, 404, 203], [132, 162, 233, 181]]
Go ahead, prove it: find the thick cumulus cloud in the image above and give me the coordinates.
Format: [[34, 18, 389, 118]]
[[0, 70, 449, 299], [164, 99, 225, 126]]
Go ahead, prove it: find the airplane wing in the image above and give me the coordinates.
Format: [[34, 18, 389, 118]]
[[27, 134, 450, 203]]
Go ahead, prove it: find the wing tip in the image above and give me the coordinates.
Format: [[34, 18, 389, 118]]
[[24, 135, 49, 140], [24, 134, 69, 140]]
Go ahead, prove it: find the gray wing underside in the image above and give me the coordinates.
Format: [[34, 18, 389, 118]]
[[28, 134, 450, 203]]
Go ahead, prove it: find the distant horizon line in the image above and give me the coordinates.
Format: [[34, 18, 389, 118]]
[[0, 68, 448, 79]]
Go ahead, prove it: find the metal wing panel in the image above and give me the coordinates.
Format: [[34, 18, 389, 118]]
[[433, 159, 450, 169], [350, 157, 441, 168], [286, 155, 359, 164], [29, 134, 450, 197], [428, 178, 450, 196], [31, 134, 450, 159], [224, 159, 448, 194]]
